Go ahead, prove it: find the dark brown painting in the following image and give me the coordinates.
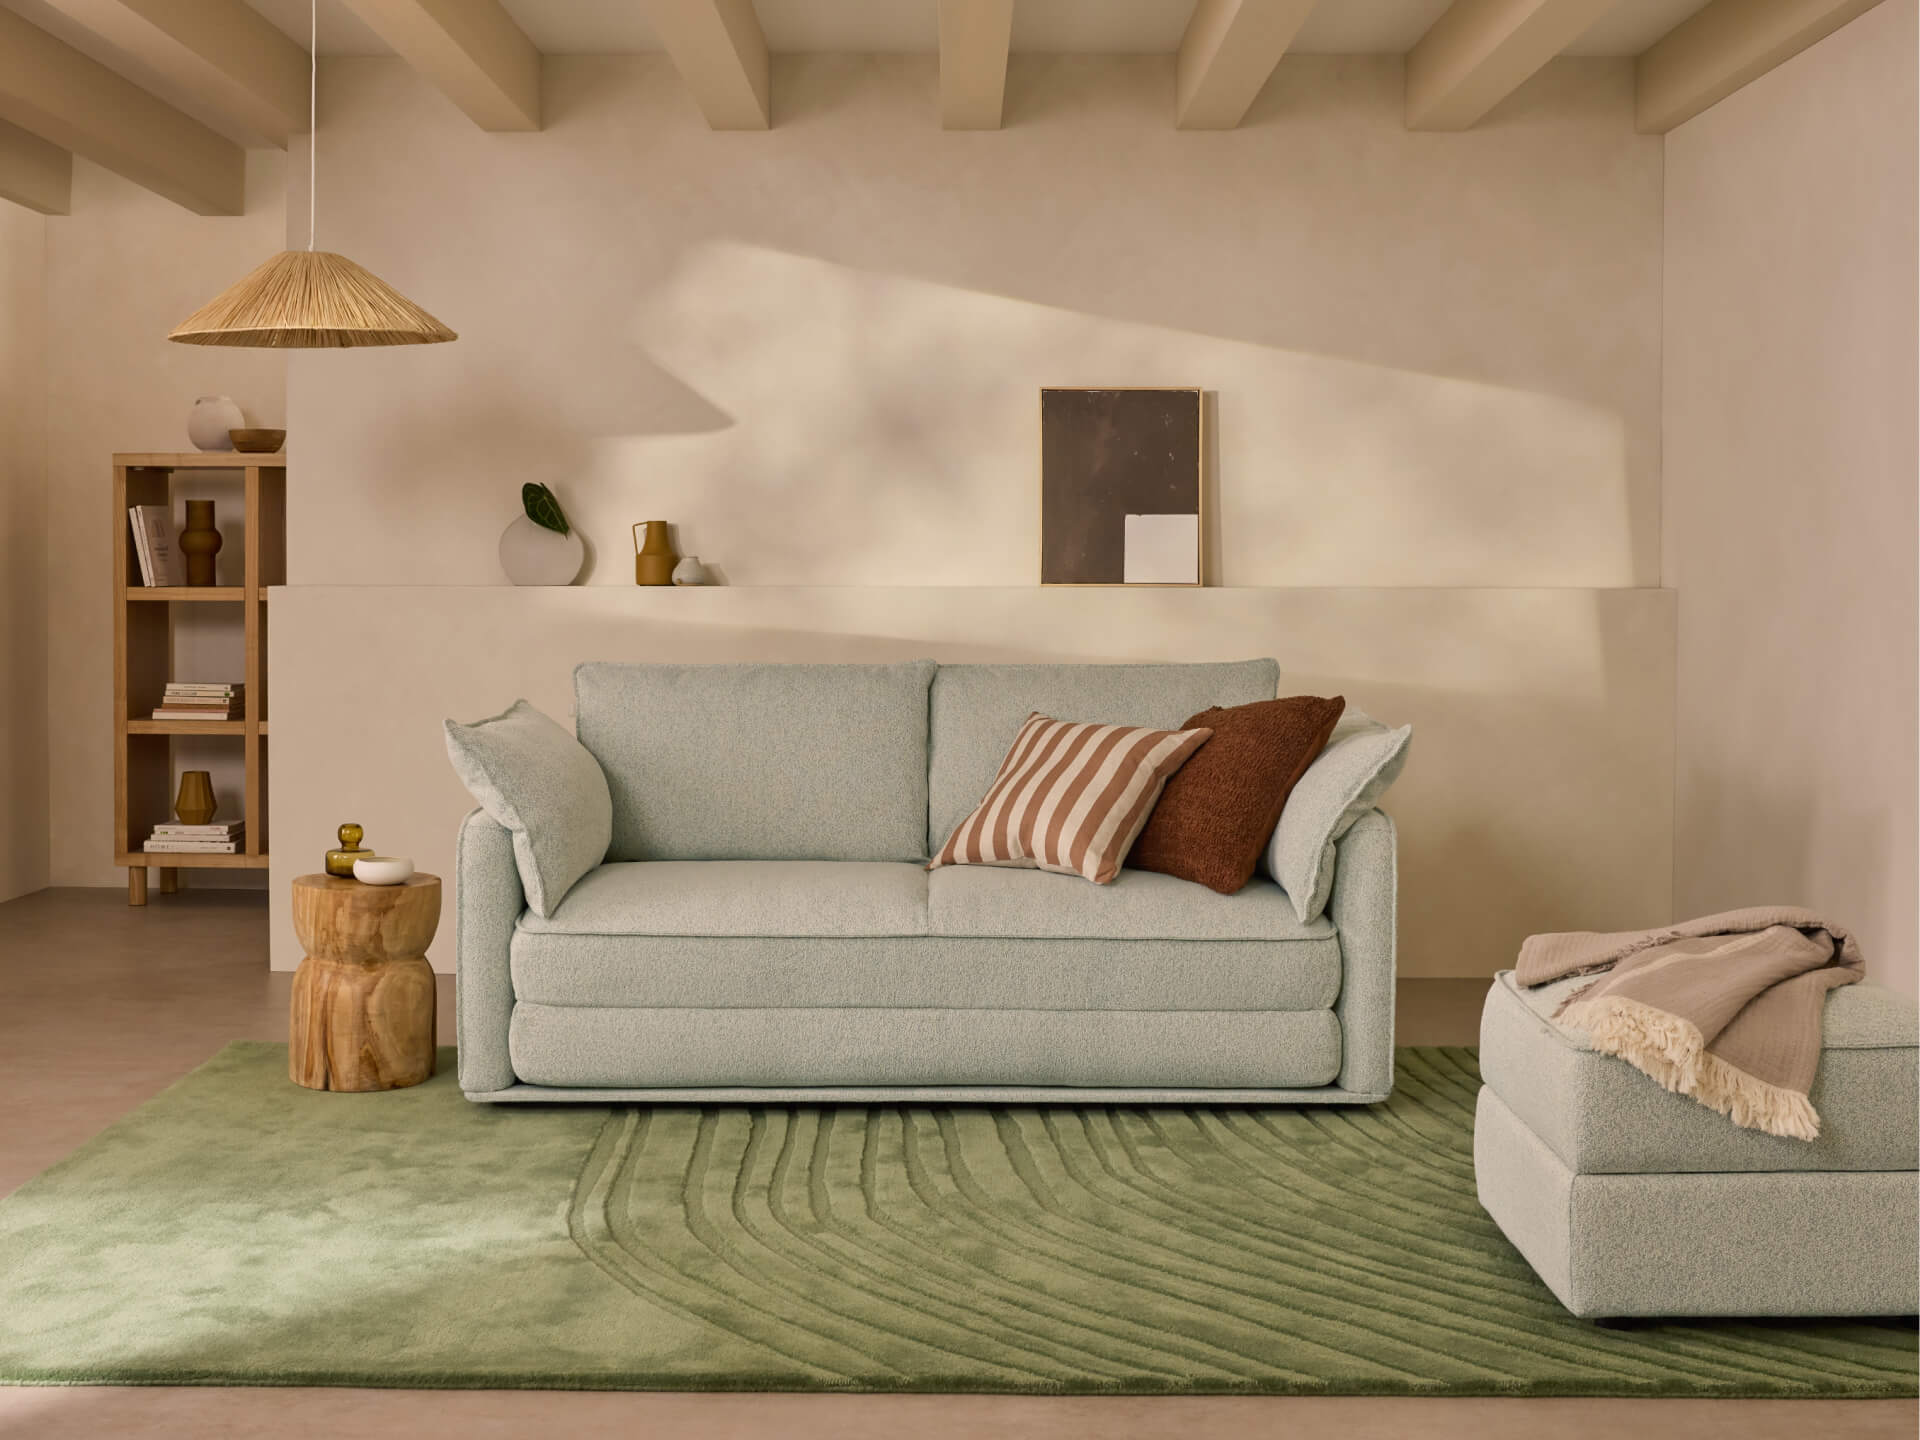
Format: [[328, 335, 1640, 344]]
[[1040, 388, 1203, 586]]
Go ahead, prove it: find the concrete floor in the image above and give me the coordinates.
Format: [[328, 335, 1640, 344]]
[[0, 886, 1909, 1439]]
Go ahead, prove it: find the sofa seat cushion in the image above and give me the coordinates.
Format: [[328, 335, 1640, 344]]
[[511, 932, 1340, 1012], [518, 860, 928, 939], [508, 1004, 1341, 1089], [928, 864, 1325, 942], [1480, 970, 1919, 1175]]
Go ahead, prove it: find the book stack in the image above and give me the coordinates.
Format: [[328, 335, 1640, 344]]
[[144, 820, 243, 855], [153, 682, 244, 721], [128, 506, 183, 587]]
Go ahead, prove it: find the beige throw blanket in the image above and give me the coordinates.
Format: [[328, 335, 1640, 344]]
[[1516, 907, 1862, 1140]]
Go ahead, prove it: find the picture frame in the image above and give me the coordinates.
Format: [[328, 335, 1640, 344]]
[[1038, 387, 1205, 587]]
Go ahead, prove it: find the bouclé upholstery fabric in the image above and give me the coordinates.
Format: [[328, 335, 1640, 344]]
[[444, 701, 611, 918], [1475, 1086, 1919, 1318], [575, 660, 936, 863], [453, 659, 1402, 1104], [507, 1004, 1342, 1090], [1266, 708, 1411, 922], [1480, 970, 1917, 1174]]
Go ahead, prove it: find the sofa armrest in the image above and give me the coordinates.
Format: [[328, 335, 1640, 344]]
[[1329, 807, 1397, 1098], [456, 806, 524, 1094]]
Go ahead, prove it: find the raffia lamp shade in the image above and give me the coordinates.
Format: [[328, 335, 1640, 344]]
[[168, 250, 456, 349]]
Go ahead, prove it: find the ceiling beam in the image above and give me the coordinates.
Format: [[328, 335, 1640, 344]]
[[638, 0, 771, 130], [1406, 0, 1618, 131], [338, 0, 540, 132], [0, 119, 71, 214], [1176, 0, 1319, 130], [938, 0, 1012, 130], [1635, 0, 1886, 133], [0, 7, 242, 214], [35, 0, 309, 148]]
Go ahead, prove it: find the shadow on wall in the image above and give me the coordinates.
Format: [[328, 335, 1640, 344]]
[[293, 237, 1633, 592], [598, 243, 1635, 590]]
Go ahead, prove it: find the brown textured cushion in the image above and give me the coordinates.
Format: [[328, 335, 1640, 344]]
[[1128, 695, 1346, 895]]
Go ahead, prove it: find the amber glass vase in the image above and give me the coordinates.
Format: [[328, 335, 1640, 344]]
[[179, 500, 223, 586]]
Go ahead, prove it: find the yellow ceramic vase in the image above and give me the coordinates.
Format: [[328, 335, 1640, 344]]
[[633, 521, 677, 586], [174, 770, 216, 825]]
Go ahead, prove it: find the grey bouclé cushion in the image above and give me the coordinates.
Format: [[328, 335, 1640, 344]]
[[445, 700, 612, 918], [1265, 708, 1410, 923]]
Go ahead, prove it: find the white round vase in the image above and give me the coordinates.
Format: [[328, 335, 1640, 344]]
[[187, 395, 244, 451], [672, 555, 708, 586], [498, 513, 585, 586]]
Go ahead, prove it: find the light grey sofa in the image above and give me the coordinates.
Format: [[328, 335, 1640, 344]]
[[457, 658, 1397, 1104]]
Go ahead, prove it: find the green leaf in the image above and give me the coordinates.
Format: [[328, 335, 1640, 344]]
[[522, 482, 569, 537]]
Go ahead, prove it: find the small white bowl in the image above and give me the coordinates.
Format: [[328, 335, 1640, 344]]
[[353, 856, 415, 886]]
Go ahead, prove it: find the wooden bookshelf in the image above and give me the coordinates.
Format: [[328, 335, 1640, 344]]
[[113, 452, 285, 905]]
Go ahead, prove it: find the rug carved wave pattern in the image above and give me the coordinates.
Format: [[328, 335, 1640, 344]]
[[0, 1044, 1911, 1394]]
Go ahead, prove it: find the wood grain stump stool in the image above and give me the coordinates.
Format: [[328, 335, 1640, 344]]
[[289, 873, 440, 1092]]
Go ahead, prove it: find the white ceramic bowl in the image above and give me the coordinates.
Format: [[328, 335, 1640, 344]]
[[353, 855, 415, 886]]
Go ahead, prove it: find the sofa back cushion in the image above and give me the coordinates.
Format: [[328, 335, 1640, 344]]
[[576, 660, 937, 862], [927, 660, 1278, 854]]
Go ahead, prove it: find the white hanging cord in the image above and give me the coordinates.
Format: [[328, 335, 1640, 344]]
[[308, 0, 317, 251]]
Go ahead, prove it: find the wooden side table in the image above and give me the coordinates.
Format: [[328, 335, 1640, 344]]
[[289, 873, 440, 1092]]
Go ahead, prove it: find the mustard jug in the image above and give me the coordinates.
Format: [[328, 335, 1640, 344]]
[[633, 521, 677, 586]]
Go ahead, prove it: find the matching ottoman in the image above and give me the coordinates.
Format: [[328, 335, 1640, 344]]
[[1475, 969, 1920, 1318]]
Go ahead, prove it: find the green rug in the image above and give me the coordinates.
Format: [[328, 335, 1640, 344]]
[[0, 1044, 1912, 1395]]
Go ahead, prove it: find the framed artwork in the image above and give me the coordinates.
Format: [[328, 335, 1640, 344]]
[[1039, 387, 1204, 586]]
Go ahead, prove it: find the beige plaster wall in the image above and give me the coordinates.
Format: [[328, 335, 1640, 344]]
[[286, 53, 1662, 591], [43, 153, 286, 888], [268, 584, 1676, 976], [1665, 0, 1919, 995], [0, 201, 47, 902], [257, 52, 1673, 976]]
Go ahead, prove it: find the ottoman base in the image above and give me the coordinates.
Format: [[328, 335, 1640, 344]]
[[1476, 1086, 1919, 1319]]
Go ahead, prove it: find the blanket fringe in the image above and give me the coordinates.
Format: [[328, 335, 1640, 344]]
[[1560, 995, 1821, 1141]]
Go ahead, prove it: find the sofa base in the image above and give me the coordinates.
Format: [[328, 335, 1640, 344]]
[[466, 1083, 1392, 1105], [506, 1002, 1343, 1091]]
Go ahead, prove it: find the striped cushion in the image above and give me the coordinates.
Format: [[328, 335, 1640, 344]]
[[929, 713, 1213, 885]]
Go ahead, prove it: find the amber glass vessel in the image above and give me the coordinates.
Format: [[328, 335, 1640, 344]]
[[325, 822, 369, 878], [179, 499, 223, 586]]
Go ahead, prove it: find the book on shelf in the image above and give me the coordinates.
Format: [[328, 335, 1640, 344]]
[[152, 709, 243, 721], [143, 839, 241, 854], [129, 509, 152, 584], [151, 822, 243, 837], [164, 684, 243, 696], [128, 506, 183, 587]]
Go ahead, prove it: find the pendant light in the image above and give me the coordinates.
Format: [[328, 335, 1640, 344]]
[[169, 0, 454, 348]]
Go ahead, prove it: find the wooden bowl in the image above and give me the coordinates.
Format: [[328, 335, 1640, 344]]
[[229, 428, 285, 453]]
